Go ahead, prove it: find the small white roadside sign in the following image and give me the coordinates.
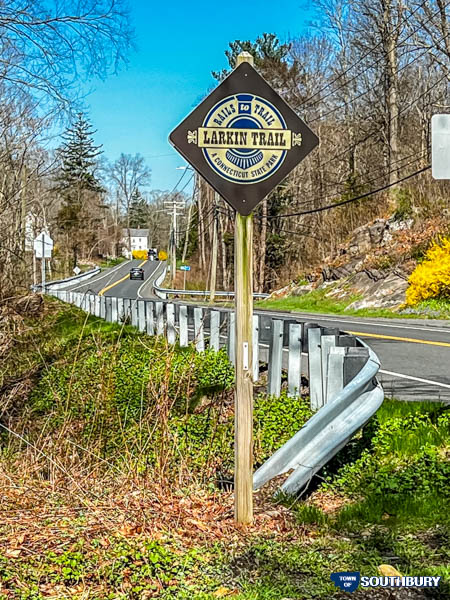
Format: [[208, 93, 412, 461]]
[[431, 114, 450, 180], [33, 232, 53, 258]]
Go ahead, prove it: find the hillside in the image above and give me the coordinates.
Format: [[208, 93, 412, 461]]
[[263, 212, 450, 318], [0, 297, 448, 599]]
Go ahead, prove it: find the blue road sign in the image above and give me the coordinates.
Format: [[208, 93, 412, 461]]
[[180, 265, 191, 271]]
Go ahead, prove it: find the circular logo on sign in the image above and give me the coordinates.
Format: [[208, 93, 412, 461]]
[[201, 93, 288, 184]]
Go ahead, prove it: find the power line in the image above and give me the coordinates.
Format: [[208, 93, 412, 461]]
[[259, 165, 431, 220], [168, 167, 189, 196], [286, 150, 429, 210]]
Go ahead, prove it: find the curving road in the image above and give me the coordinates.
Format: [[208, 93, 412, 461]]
[[65, 261, 450, 403], [65, 259, 164, 298]]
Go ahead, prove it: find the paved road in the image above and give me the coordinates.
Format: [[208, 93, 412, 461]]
[[66, 263, 450, 403], [257, 309, 450, 403], [65, 259, 163, 298]]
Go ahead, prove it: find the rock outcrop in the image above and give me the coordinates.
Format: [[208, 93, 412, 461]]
[[270, 216, 418, 309]]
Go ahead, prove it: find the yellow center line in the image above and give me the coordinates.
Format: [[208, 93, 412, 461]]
[[347, 330, 450, 348], [99, 261, 147, 296]]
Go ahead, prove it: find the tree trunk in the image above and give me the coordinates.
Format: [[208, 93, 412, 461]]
[[257, 199, 267, 292]]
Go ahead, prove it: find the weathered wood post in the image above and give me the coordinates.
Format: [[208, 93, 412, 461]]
[[234, 51, 255, 525]]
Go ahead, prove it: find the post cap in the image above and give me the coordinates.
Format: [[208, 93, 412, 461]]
[[236, 52, 254, 66]]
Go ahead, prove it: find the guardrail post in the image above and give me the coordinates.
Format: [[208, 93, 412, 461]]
[[344, 347, 370, 386], [288, 323, 302, 397], [321, 334, 337, 402], [123, 298, 131, 323], [179, 305, 188, 346], [93, 295, 99, 317], [155, 302, 164, 336], [308, 327, 323, 410], [194, 307, 204, 352], [228, 312, 236, 366], [268, 319, 283, 397], [105, 297, 113, 322], [110, 297, 118, 322], [337, 335, 357, 347], [131, 300, 139, 328], [210, 310, 220, 351], [115, 297, 123, 322], [252, 314, 259, 382], [167, 303, 176, 344], [326, 347, 345, 403], [145, 301, 155, 335], [100, 296, 106, 319], [137, 300, 146, 333]]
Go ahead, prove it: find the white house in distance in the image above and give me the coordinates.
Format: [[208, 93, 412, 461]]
[[121, 228, 149, 258]]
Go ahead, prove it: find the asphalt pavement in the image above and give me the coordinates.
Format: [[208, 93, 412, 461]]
[[258, 309, 450, 403], [65, 259, 163, 298]]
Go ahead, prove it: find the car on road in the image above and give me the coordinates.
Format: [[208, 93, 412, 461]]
[[147, 248, 158, 261], [129, 267, 144, 281]]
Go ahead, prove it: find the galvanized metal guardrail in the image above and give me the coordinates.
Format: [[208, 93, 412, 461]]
[[153, 279, 269, 300], [45, 288, 383, 495], [33, 267, 101, 291]]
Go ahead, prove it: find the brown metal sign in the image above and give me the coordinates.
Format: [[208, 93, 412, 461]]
[[169, 62, 319, 216]]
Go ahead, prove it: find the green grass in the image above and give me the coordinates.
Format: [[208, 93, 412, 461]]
[[99, 256, 127, 268], [1, 301, 449, 599], [255, 287, 450, 319], [415, 298, 450, 318], [255, 287, 400, 318]]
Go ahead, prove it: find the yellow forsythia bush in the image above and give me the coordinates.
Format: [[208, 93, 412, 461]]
[[131, 250, 148, 260], [406, 237, 450, 305]]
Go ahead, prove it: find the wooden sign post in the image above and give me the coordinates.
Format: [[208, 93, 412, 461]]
[[234, 52, 254, 523], [169, 52, 319, 524]]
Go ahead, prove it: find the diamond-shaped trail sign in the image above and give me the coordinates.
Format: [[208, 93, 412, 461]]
[[169, 62, 319, 216]]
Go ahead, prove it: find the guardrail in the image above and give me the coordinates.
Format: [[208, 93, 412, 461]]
[[45, 289, 383, 495], [33, 267, 101, 291], [153, 280, 269, 299]]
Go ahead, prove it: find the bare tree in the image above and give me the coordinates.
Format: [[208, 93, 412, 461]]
[[108, 153, 151, 255], [0, 0, 133, 112]]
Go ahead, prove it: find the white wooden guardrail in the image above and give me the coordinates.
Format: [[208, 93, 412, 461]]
[[45, 288, 384, 495], [47, 290, 380, 404]]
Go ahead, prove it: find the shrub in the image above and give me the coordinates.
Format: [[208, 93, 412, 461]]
[[324, 409, 450, 498], [131, 249, 148, 260], [406, 237, 450, 305]]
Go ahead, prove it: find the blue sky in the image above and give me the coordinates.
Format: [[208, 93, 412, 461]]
[[81, 0, 314, 193]]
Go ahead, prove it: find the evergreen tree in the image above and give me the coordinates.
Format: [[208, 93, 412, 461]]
[[55, 113, 105, 266], [57, 113, 104, 193], [128, 189, 149, 228]]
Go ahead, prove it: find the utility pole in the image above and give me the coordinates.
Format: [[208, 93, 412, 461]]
[[209, 191, 219, 303], [234, 51, 254, 525], [164, 195, 185, 288], [172, 200, 177, 287], [41, 235, 46, 290]]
